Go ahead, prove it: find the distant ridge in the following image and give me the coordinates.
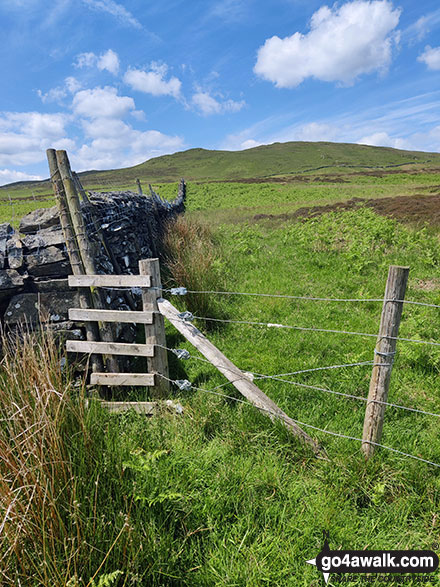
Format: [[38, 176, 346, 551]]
[[3, 141, 440, 192]]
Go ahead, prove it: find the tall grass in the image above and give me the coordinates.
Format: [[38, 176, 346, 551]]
[[163, 215, 229, 322]]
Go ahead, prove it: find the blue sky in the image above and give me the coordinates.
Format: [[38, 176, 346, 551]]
[[0, 0, 439, 185]]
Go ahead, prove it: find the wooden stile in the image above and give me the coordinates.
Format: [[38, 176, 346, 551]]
[[362, 265, 409, 459], [67, 340, 154, 357], [69, 308, 153, 324]]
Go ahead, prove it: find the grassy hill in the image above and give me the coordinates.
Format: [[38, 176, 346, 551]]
[[3, 141, 440, 197]]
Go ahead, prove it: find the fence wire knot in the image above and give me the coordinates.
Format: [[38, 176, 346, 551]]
[[174, 379, 192, 391], [170, 287, 187, 296], [172, 348, 191, 360], [374, 349, 396, 358], [178, 311, 194, 322]]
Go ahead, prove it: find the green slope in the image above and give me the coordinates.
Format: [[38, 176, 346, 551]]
[[3, 141, 440, 195]]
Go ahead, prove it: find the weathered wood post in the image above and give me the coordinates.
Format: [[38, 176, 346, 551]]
[[362, 265, 410, 459], [136, 178, 143, 194], [139, 259, 170, 397], [46, 149, 103, 375], [55, 149, 120, 375]]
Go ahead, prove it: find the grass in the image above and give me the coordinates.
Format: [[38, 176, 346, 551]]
[[2, 141, 440, 584]]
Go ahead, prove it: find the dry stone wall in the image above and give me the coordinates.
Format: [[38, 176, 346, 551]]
[[0, 185, 185, 342]]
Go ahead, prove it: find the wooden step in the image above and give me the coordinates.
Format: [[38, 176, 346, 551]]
[[90, 373, 155, 386], [68, 274, 151, 288], [69, 308, 153, 324], [66, 340, 154, 356]]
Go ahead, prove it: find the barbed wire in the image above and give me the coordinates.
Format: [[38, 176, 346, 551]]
[[157, 374, 440, 469]]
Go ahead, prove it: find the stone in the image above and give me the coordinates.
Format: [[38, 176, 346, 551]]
[[19, 206, 60, 234], [4, 291, 79, 325], [0, 269, 24, 291], [0, 224, 13, 269], [22, 228, 65, 250], [6, 234, 23, 269], [26, 246, 71, 277]]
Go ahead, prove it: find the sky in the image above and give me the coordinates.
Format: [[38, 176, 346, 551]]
[[0, 0, 440, 186]]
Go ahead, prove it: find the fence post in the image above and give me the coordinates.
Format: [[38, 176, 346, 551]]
[[136, 178, 143, 194], [55, 149, 120, 376], [46, 149, 103, 376], [362, 265, 409, 459], [139, 258, 170, 397]]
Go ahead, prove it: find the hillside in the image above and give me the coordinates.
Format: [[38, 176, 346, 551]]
[[3, 141, 440, 196]]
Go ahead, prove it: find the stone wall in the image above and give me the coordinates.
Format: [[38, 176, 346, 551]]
[[0, 184, 185, 342]]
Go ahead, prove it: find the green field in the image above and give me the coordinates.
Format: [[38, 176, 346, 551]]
[[2, 142, 440, 586]]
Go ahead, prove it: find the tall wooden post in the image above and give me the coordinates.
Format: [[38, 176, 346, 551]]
[[46, 149, 103, 374], [362, 265, 409, 459], [55, 150, 120, 376], [139, 259, 169, 397], [136, 178, 143, 194]]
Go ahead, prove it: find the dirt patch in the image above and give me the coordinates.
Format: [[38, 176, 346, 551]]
[[253, 193, 440, 226]]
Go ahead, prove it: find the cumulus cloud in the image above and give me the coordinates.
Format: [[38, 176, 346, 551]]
[[74, 49, 120, 74], [254, 0, 401, 88], [240, 139, 262, 149], [0, 111, 73, 167], [418, 46, 440, 70], [124, 64, 182, 98], [191, 91, 245, 115], [97, 49, 120, 74], [37, 76, 81, 104], [0, 168, 43, 186], [73, 119, 184, 170], [72, 86, 135, 119]]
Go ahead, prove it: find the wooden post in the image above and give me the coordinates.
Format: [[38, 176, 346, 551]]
[[157, 297, 323, 455], [362, 265, 410, 459], [136, 178, 143, 194], [55, 149, 120, 375], [139, 259, 169, 397], [46, 149, 103, 374]]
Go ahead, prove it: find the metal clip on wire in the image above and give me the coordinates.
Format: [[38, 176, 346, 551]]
[[174, 379, 192, 391], [178, 311, 194, 322], [171, 287, 187, 296], [172, 349, 191, 360]]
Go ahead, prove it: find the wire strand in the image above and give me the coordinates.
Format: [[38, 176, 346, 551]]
[[191, 315, 440, 347], [170, 288, 440, 310], [158, 375, 440, 469]]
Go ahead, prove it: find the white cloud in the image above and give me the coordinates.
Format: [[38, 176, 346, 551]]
[[192, 91, 245, 115], [124, 64, 182, 98], [294, 122, 339, 142], [240, 139, 262, 149], [73, 119, 184, 170], [81, 0, 142, 29], [37, 76, 81, 104], [97, 49, 120, 75], [357, 131, 411, 150], [72, 86, 135, 119], [0, 168, 43, 187], [74, 49, 120, 74], [0, 111, 72, 167], [74, 52, 97, 69], [418, 46, 440, 70], [254, 0, 401, 88]]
